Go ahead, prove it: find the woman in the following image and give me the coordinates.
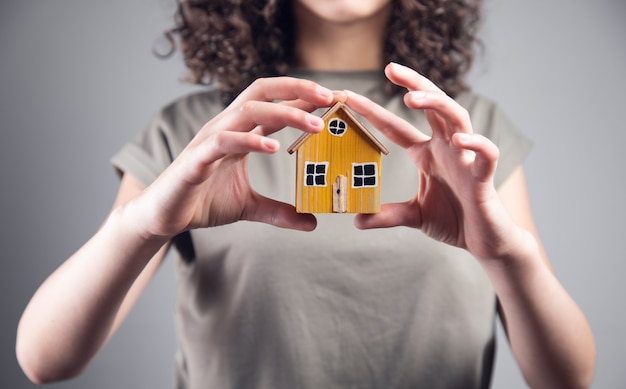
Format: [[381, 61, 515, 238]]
[[17, 0, 596, 388]]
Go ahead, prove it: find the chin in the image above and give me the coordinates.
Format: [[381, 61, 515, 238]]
[[295, 0, 393, 24]]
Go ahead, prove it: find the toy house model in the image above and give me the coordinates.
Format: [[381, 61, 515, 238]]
[[287, 101, 389, 214]]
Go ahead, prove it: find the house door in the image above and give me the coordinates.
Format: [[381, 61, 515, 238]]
[[332, 175, 348, 213]]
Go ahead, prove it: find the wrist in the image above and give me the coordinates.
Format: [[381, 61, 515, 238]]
[[477, 225, 542, 269], [477, 227, 549, 290], [109, 199, 171, 248]]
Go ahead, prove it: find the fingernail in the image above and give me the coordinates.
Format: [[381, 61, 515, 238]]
[[309, 114, 323, 127], [390, 62, 409, 73], [343, 89, 357, 101], [456, 133, 472, 143], [409, 91, 427, 101], [263, 137, 279, 151], [317, 85, 332, 99]]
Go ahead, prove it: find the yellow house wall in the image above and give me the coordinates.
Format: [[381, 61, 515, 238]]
[[295, 110, 382, 213]]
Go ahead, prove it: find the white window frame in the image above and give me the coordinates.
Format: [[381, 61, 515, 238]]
[[328, 118, 347, 137], [352, 162, 378, 188], [304, 161, 329, 187]]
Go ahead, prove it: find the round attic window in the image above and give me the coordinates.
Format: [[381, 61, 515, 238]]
[[328, 118, 347, 136]]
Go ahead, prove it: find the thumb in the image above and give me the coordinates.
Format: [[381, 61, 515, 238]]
[[354, 202, 422, 230], [244, 193, 318, 231]]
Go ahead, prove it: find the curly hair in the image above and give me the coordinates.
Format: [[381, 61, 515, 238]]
[[160, 0, 482, 104]]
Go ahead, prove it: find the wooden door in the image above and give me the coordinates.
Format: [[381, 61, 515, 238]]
[[332, 175, 348, 213]]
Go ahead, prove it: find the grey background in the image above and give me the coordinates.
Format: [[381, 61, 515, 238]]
[[1, 0, 624, 388]]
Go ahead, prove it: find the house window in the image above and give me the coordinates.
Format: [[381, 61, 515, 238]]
[[328, 118, 347, 136], [352, 162, 378, 188], [304, 162, 329, 186]]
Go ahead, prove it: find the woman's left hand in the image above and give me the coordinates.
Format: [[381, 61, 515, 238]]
[[346, 63, 597, 388], [345, 62, 528, 261]]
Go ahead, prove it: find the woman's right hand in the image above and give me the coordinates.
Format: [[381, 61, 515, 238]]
[[127, 77, 334, 239], [18, 77, 335, 385]]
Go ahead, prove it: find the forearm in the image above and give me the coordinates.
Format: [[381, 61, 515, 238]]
[[480, 231, 596, 389], [16, 204, 168, 383]]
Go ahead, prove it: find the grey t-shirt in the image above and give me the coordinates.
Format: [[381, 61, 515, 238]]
[[112, 70, 531, 389]]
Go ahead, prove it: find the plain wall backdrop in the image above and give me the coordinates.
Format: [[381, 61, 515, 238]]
[[1, 1, 624, 388]]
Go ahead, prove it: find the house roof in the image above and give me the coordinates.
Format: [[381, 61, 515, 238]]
[[287, 101, 389, 155]]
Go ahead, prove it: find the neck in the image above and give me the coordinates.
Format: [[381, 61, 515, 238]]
[[293, 4, 390, 71]]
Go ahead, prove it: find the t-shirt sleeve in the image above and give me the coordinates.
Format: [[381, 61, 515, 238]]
[[111, 114, 176, 187], [492, 107, 533, 188], [110, 91, 220, 187], [460, 93, 533, 188]]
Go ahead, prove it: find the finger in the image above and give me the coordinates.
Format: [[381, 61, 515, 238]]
[[233, 77, 334, 107], [384, 62, 442, 93], [244, 193, 318, 231], [354, 202, 422, 230], [192, 95, 331, 158], [404, 91, 473, 137], [192, 131, 281, 169], [452, 133, 500, 182], [235, 100, 326, 136], [385, 62, 473, 139], [279, 90, 347, 111], [343, 90, 430, 148], [214, 79, 339, 139], [251, 95, 342, 136], [423, 109, 451, 140], [202, 100, 324, 143]]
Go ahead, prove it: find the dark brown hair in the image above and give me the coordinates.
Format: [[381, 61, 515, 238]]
[[160, 0, 482, 104]]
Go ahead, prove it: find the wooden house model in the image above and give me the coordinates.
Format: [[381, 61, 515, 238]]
[[287, 101, 389, 214]]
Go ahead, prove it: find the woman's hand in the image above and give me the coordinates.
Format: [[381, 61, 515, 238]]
[[346, 62, 529, 261], [128, 77, 335, 239]]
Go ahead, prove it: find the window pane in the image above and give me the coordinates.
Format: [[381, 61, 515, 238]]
[[306, 175, 314, 186], [328, 118, 346, 136], [364, 177, 376, 186], [364, 164, 376, 176], [328, 119, 337, 134], [354, 177, 363, 187], [316, 164, 326, 174], [315, 175, 326, 186], [306, 164, 315, 174], [354, 165, 363, 176]]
